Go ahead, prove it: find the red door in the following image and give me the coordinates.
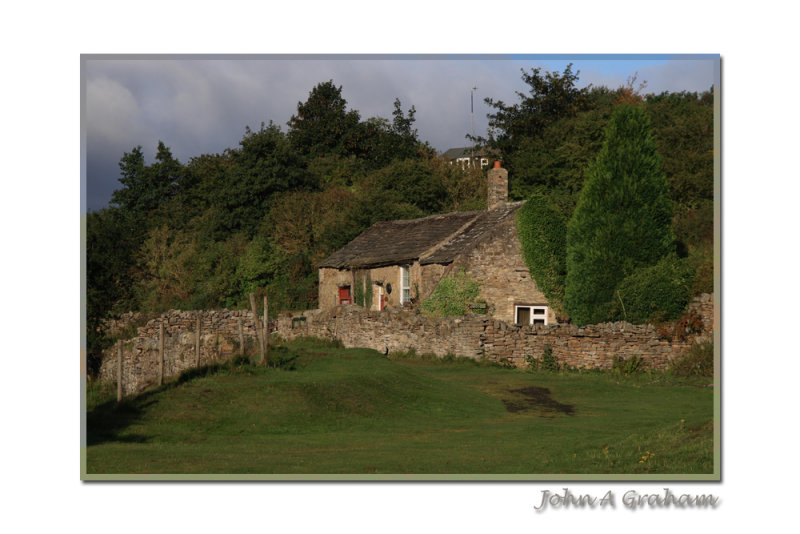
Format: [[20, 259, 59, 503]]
[[339, 286, 351, 305]]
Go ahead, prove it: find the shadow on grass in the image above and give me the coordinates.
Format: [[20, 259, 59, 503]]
[[502, 386, 576, 416], [86, 398, 157, 446], [86, 351, 299, 446]]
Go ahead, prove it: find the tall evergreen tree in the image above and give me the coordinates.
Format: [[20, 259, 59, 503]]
[[110, 141, 183, 222], [287, 80, 361, 157], [565, 104, 674, 325]]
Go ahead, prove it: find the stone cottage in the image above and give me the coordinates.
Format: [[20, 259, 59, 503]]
[[317, 162, 559, 325]]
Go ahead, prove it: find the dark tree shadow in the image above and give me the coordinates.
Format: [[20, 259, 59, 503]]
[[86, 352, 299, 446]]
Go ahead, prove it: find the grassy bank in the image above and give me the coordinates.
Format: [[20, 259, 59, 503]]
[[85, 338, 714, 476]]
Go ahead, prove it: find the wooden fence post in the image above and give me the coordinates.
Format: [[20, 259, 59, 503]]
[[195, 314, 201, 367], [117, 340, 123, 402], [159, 323, 165, 386], [264, 296, 269, 366], [249, 293, 265, 364], [238, 317, 244, 356]]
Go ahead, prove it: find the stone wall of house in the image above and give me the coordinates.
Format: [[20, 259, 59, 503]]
[[320, 263, 441, 312], [278, 293, 714, 370], [97, 309, 263, 395], [450, 213, 556, 324], [418, 262, 447, 301], [318, 267, 353, 310]]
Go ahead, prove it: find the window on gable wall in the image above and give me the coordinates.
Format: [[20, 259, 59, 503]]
[[515, 305, 548, 325], [400, 266, 410, 304]]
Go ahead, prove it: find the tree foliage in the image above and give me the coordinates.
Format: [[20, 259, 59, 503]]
[[86, 207, 139, 352], [480, 64, 593, 178], [611, 255, 694, 324], [110, 142, 183, 228], [287, 80, 362, 157], [515, 193, 567, 312], [565, 104, 675, 325], [227, 122, 312, 234]]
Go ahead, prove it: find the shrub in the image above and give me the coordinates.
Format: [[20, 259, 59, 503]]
[[353, 271, 373, 307], [612, 355, 644, 375], [421, 269, 481, 317], [611, 255, 694, 323], [526, 344, 560, 372], [670, 341, 714, 377], [515, 193, 567, 312], [687, 243, 714, 296], [565, 105, 675, 325]]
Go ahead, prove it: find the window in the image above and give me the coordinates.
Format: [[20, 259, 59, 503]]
[[515, 305, 548, 325], [400, 266, 411, 304]]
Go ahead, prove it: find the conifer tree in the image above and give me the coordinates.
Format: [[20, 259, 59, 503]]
[[565, 105, 674, 325]]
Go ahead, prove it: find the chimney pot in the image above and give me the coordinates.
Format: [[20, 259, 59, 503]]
[[493, 160, 501, 168]]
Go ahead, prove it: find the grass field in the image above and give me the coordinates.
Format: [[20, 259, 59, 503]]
[[84, 337, 715, 476]]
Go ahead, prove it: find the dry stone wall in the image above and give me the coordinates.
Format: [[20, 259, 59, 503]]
[[98, 294, 714, 396], [278, 306, 486, 359], [97, 309, 262, 395], [278, 294, 714, 370]]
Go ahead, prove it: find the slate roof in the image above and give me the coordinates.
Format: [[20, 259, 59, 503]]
[[442, 146, 498, 161], [442, 147, 472, 160], [319, 202, 524, 269]]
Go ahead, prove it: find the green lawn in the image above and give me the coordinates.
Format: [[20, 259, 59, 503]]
[[84, 338, 715, 477]]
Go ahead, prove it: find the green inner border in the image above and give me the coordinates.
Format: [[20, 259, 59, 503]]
[[80, 54, 722, 482]]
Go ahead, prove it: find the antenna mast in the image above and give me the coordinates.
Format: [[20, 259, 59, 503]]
[[471, 86, 477, 164]]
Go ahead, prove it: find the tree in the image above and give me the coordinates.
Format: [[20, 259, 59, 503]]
[[110, 141, 183, 225], [478, 65, 592, 175], [287, 80, 361, 157], [565, 104, 675, 325], [85, 207, 139, 353], [222, 122, 311, 235], [645, 90, 714, 209], [509, 87, 617, 208], [369, 158, 448, 214], [356, 99, 430, 169]]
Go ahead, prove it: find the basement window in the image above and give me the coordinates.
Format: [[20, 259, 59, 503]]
[[515, 305, 548, 325]]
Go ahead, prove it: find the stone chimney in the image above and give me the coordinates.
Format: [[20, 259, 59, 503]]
[[487, 161, 508, 210]]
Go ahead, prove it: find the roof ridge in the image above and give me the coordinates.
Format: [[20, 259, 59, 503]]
[[418, 212, 484, 262], [380, 209, 482, 225]]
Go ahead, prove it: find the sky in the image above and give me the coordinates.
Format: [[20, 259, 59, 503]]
[[82, 55, 718, 212]]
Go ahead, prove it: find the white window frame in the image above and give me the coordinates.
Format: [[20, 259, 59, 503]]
[[515, 305, 548, 325], [400, 266, 411, 304]]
